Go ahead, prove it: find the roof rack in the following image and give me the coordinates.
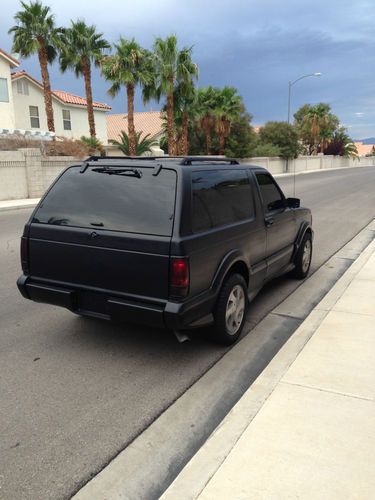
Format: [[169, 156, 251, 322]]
[[181, 156, 239, 165], [85, 155, 239, 165]]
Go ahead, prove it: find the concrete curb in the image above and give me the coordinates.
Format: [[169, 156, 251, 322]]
[[72, 220, 375, 500], [0, 198, 39, 212], [273, 163, 372, 178], [161, 234, 375, 500]]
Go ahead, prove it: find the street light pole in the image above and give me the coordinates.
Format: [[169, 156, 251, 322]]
[[287, 72, 321, 124], [286, 72, 321, 183]]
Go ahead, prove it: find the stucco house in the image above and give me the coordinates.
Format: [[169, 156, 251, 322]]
[[0, 48, 111, 143], [0, 48, 19, 130]]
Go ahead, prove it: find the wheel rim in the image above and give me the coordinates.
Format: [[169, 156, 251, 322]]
[[302, 239, 312, 273], [225, 285, 245, 335]]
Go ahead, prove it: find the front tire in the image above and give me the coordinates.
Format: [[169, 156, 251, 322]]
[[212, 273, 248, 345], [292, 232, 312, 279]]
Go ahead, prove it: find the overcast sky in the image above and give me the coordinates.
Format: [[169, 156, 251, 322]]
[[1, 0, 374, 138]]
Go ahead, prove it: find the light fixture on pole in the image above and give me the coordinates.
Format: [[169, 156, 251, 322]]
[[287, 72, 321, 123]]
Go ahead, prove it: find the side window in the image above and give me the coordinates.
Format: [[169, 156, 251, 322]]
[[29, 106, 40, 128], [192, 169, 254, 233], [0, 78, 9, 102], [17, 80, 29, 95], [62, 109, 71, 130], [255, 173, 284, 212]]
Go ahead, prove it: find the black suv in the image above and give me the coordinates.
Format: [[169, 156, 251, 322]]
[[17, 156, 313, 345]]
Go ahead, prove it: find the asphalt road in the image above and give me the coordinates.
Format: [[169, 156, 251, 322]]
[[1, 166, 374, 500]]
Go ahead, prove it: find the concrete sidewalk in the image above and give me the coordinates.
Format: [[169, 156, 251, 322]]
[[162, 237, 375, 500]]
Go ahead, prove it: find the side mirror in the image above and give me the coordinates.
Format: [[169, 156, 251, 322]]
[[267, 199, 285, 211], [286, 197, 300, 208]]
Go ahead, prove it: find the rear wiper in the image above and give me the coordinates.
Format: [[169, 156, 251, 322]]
[[92, 167, 142, 178]]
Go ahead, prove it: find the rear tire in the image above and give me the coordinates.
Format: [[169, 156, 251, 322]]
[[211, 273, 248, 346], [292, 232, 312, 279]]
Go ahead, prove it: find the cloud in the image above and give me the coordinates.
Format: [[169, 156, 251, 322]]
[[1, 0, 374, 135]]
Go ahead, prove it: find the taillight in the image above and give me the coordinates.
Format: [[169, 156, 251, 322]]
[[170, 257, 189, 299], [20, 237, 29, 273]]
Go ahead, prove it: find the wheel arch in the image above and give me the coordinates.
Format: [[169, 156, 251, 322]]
[[293, 221, 313, 259], [211, 250, 250, 294]]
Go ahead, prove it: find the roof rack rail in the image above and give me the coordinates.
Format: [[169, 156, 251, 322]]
[[84, 155, 182, 162], [83, 155, 239, 165], [85, 155, 138, 161], [181, 156, 239, 165]]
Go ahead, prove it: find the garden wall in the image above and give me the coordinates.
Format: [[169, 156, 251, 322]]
[[239, 155, 375, 173], [0, 148, 374, 201]]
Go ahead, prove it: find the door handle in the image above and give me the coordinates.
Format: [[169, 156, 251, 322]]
[[265, 217, 274, 227]]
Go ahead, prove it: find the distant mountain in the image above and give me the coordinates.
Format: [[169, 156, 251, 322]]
[[354, 137, 375, 144]]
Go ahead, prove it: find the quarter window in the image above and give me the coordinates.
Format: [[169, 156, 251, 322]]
[[192, 169, 254, 232], [29, 106, 40, 128], [255, 173, 284, 212], [62, 109, 71, 130], [0, 78, 9, 102], [16, 80, 29, 95]]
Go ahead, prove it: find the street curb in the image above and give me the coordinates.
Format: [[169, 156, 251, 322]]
[[0, 199, 39, 212], [72, 219, 375, 500], [273, 163, 372, 178], [161, 234, 375, 500]]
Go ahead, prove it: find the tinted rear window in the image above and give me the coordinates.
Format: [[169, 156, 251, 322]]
[[33, 166, 177, 236], [192, 169, 254, 232]]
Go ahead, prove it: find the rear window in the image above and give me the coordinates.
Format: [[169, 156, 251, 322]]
[[192, 169, 254, 232], [33, 166, 177, 236]]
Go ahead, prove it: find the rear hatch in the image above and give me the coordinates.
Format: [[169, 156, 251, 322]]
[[27, 163, 177, 302]]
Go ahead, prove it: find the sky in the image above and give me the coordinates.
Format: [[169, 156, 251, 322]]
[[1, 0, 375, 138]]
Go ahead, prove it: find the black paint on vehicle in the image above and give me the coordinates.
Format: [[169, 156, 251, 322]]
[[17, 156, 313, 344]]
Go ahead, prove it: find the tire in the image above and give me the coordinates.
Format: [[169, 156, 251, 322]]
[[211, 273, 248, 346], [292, 232, 312, 279]]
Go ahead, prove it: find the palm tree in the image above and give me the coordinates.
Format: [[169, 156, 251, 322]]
[[80, 135, 105, 155], [9, 1, 64, 133], [301, 103, 339, 155], [213, 87, 242, 155], [195, 86, 217, 155], [59, 20, 109, 138], [319, 128, 333, 154], [164, 80, 196, 155], [147, 35, 198, 155], [324, 127, 358, 158], [101, 38, 152, 156], [109, 130, 158, 156]]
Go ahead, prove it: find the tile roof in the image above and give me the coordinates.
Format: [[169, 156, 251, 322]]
[[11, 70, 111, 110], [53, 90, 111, 110], [0, 48, 20, 67], [354, 142, 374, 156], [106, 111, 164, 141]]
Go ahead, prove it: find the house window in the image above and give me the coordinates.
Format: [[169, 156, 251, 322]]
[[29, 106, 40, 128], [16, 79, 29, 95], [62, 109, 71, 130], [0, 78, 9, 102]]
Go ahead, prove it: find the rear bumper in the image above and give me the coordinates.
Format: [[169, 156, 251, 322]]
[[17, 275, 215, 330]]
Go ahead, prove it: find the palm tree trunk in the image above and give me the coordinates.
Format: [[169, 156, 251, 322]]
[[218, 133, 225, 155], [127, 84, 136, 156], [167, 83, 175, 155], [82, 56, 96, 138], [182, 110, 188, 155], [37, 41, 55, 133], [205, 129, 212, 155]]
